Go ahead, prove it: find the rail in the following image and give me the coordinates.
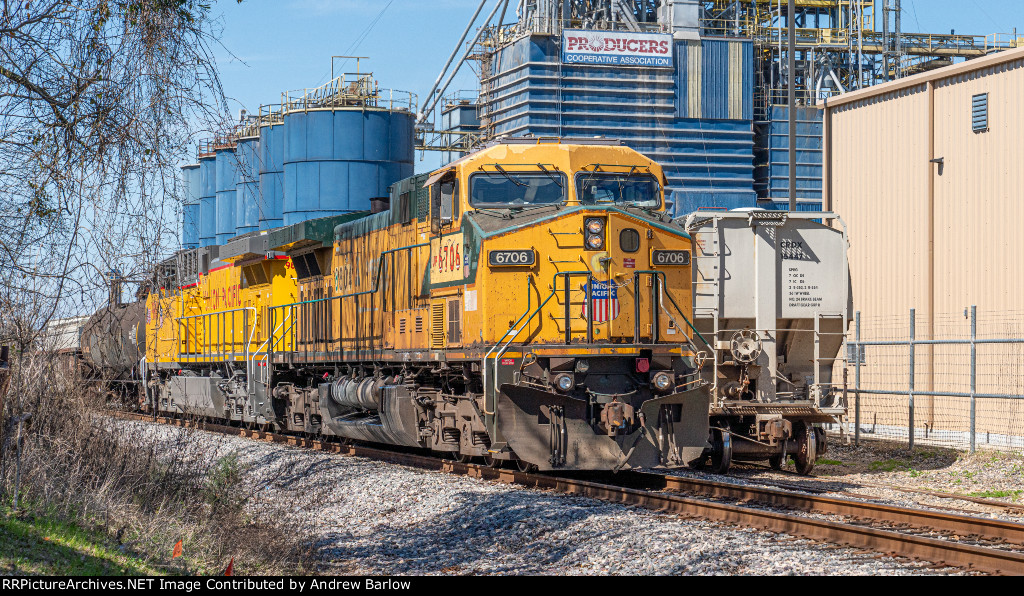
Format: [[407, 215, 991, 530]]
[[254, 310, 292, 387], [754, 27, 1020, 56]]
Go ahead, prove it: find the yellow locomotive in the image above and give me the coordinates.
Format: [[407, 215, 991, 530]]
[[146, 141, 711, 471]]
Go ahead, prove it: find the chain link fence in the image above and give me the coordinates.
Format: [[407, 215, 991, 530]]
[[845, 307, 1024, 453]]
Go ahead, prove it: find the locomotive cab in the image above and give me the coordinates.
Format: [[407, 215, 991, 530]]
[[413, 141, 713, 471]]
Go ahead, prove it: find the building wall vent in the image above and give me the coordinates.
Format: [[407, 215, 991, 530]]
[[972, 93, 989, 133]]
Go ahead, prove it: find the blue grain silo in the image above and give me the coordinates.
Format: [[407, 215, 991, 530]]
[[235, 122, 261, 236], [281, 75, 414, 226], [215, 139, 240, 244], [198, 142, 218, 248], [258, 106, 285, 230], [181, 163, 201, 249]]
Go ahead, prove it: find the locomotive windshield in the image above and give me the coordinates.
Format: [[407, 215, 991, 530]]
[[469, 172, 567, 208], [576, 172, 661, 209]]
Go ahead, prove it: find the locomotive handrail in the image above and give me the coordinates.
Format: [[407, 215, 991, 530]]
[[258, 309, 293, 386], [273, 242, 431, 311], [485, 269, 710, 440], [482, 274, 535, 417], [488, 270, 593, 418], [632, 270, 711, 350], [487, 275, 564, 439], [175, 307, 256, 363], [269, 241, 431, 360]]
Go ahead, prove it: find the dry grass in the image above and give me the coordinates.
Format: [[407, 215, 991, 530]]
[[0, 354, 318, 575]]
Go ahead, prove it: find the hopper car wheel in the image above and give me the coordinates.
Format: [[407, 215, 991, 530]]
[[793, 423, 817, 476], [484, 454, 504, 469], [710, 426, 732, 475], [457, 453, 474, 464], [768, 454, 785, 471]]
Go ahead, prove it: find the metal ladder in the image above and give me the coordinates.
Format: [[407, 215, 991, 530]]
[[691, 215, 723, 404]]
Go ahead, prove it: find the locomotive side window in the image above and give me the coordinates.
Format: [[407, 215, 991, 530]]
[[431, 175, 459, 234], [398, 191, 412, 224]]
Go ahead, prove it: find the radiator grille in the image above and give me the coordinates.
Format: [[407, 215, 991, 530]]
[[430, 303, 446, 350]]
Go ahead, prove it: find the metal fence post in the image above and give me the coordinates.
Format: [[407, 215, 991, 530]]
[[970, 305, 977, 454], [855, 311, 861, 447], [909, 309, 916, 451]]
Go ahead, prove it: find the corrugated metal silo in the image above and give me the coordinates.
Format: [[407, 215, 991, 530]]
[[258, 106, 285, 230], [215, 139, 239, 244], [235, 121, 260, 236], [181, 163, 201, 249], [198, 142, 217, 247], [754, 106, 823, 209], [482, 35, 757, 217], [281, 74, 414, 226]]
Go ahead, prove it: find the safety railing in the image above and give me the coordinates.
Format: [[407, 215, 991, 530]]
[[176, 307, 257, 363], [258, 104, 285, 127], [483, 270, 709, 442], [488, 270, 708, 394], [281, 73, 417, 114], [848, 307, 1024, 453], [267, 242, 430, 364]]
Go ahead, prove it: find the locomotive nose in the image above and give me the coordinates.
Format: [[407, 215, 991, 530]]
[[497, 383, 711, 472]]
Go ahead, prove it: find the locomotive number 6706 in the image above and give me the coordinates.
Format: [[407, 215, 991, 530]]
[[488, 250, 536, 267], [651, 250, 691, 266]]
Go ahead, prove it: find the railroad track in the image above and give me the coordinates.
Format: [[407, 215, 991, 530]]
[[702, 462, 1024, 513], [113, 411, 1024, 576]]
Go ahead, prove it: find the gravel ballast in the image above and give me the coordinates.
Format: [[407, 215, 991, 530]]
[[118, 420, 980, 576]]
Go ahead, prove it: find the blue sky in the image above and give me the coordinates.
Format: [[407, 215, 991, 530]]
[[210, 0, 1024, 172]]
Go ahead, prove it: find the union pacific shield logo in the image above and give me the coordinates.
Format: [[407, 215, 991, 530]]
[[582, 281, 620, 322]]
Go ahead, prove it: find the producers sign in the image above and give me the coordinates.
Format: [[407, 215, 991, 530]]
[[562, 29, 673, 68]]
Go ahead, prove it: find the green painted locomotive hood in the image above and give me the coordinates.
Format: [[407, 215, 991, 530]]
[[267, 212, 370, 253]]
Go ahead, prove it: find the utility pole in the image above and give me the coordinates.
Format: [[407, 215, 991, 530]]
[[788, 0, 797, 211], [883, 0, 891, 81]]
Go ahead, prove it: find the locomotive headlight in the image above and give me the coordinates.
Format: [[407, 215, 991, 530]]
[[555, 373, 575, 392], [585, 218, 606, 251], [652, 372, 674, 393]]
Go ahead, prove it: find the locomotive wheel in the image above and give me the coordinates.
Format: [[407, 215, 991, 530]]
[[768, 454, 785, 471], [710, 426, 732, 475], [793, 423, 818, 476], [516, 458, 538, 473]]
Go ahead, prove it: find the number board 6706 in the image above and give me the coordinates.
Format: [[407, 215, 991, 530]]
[[488, 250, 536, 267], [651, 250, 691, 267]]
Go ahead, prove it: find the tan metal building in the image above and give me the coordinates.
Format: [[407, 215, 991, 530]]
[[825, 46, 1024, 321], [823, 48, 1024, 445]]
